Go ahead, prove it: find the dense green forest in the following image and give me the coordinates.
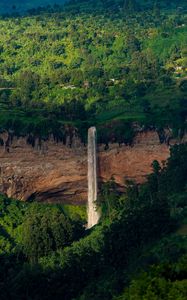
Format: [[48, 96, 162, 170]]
[[0, 0, 186, 143], [0, 143, 187, 299], [0, 0, 66, 14]]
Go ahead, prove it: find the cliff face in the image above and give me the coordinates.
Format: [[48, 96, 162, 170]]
[[0, 130, 183, 204]]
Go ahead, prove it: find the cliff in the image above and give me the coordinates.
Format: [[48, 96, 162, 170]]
[[0, 130, 185, 204]]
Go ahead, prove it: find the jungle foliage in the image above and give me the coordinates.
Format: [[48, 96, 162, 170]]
[[0, 143, 186, 299], [0, 1, 187, 299], [0, 0, 186, 142]]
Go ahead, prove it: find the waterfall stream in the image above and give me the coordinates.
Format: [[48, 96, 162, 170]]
[[87, 127, 100, 228]]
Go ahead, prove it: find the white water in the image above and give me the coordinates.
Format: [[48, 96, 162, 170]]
[[87, 127, 100, 228]]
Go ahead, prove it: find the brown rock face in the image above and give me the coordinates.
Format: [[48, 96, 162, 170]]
[[98, 131, 170, 188], [0, 131, 175, 204]]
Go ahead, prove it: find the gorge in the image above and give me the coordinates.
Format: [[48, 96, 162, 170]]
[[0, 1, 186, 299], [0, 129, 185, 205]]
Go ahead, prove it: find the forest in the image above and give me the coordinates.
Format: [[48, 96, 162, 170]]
[[0, 143, 187, 299], [0, 0, 187, 299], [0, 0, 186, 143], [0, 0, 66, 13]]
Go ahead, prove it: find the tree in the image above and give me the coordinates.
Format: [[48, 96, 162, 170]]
[[20, 205, 73, 263], [15, 71, 40, 107], [123, 0, 137, 13]]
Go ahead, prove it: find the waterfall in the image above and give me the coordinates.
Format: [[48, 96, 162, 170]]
[[87, 126, 100, 228]]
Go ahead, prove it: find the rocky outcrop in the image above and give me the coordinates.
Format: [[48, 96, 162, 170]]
[[0, 133, 87, 204], [0, 130, 183, 204], [98, 131, 170, 187]]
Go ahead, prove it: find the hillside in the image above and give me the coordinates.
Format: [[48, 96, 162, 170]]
[[0, 1, 187, 299], [0, 0, 67, 13], [0, 143, 187, 299], [0, 0, 186, 144]]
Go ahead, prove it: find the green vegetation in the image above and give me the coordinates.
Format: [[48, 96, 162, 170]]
[[0, 1, 187, 299], [118, 255, 187, 300], [0, 198, 86, 257], [0, 0, 186, 143], [0, 0, 66, 14], [0, 143, 187, 299]]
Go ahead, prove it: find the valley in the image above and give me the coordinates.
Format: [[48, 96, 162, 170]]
[[0, 1, 186, 299]]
